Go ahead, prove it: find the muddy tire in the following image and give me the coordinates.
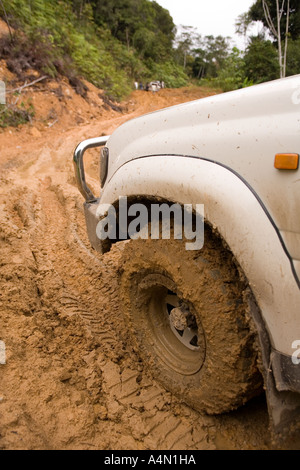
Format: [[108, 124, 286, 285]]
[[119, 226, 262, 414]]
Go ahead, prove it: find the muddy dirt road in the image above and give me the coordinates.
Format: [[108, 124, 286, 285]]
[[0, 80, 298, 450]]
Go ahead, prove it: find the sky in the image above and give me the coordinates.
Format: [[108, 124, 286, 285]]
[[155, 0, 261, 50]]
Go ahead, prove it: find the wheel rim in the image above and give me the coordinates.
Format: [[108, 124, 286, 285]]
[[166, 292, 200, 351], [138, 274, 206, 376]]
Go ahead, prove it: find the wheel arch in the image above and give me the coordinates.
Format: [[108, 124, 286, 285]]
[[96, 155, 299, 352]]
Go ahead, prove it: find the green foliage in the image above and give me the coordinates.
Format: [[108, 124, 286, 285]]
[[147, 60, 189, 88], [0, 0, 177, 100], [286, 39, 300, 75], [1, 0, 298, 104], [174, 25, 199, 70], [249, 0, 300, 41], [174, 30, 231, 80], [237, 0, 300, 80], [210, 48, 253, 92], [199, 36, 231, 78], [0, 101, 35, 128], [92, 0, 175, 59], [244, 37, 280, 83], [0, 0, 136, 99]]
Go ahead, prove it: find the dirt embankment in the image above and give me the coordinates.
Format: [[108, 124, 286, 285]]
[[0, 62, 299, 450]]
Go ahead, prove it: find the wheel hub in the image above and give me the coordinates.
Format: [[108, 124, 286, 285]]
[[169, 307, 188, 331], [168, 305, 200, 352], [138, 274, 206, 375]]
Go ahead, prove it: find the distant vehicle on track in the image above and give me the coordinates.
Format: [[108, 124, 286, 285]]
[[146, 81, 162, 92]]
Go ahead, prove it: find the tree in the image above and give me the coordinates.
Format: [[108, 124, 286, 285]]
[[244, 35, 280, 82], [261, 0, 290, 77], [174, 29, 230, 79], [214, 47, 250, 91], [203, 35, 230, 77], [92, 0, 175, 59], [249, 0, 300, 40], [191, 35, 230, 79], [174, 26, 199, 69], [243, 0, 300, 78], [286, 38, 300, 75]]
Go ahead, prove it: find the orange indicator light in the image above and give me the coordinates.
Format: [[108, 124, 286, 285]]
[[274, 153, 299, 170]]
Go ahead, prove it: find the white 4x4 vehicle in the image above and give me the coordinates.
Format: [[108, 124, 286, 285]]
[[74, 76, 300, 435]]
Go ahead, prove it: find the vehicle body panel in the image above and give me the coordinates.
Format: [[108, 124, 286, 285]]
[[105, 75, 300, 236]]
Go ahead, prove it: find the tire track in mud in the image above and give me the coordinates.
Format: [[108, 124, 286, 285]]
[[100, 360, 214, 450], [0, 176, 219, 449], [31, 181, 217, 450]]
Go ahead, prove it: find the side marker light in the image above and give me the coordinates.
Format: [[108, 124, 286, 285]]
[[274, 153, 299, 170]]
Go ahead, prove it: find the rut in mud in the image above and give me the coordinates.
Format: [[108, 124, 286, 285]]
[[0, 74, 298, 449], [0, 168, 270, 450]]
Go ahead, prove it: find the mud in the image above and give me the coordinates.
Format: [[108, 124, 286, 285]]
[[0, 63, 299, 449]]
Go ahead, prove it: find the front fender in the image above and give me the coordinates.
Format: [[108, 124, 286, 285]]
[[95, 155, 300, 359]]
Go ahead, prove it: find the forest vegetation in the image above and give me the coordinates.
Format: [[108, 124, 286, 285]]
[[0, 0, 299, 101]]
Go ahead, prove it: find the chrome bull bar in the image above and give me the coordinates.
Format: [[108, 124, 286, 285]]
[[73, 136, 109, 202]]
